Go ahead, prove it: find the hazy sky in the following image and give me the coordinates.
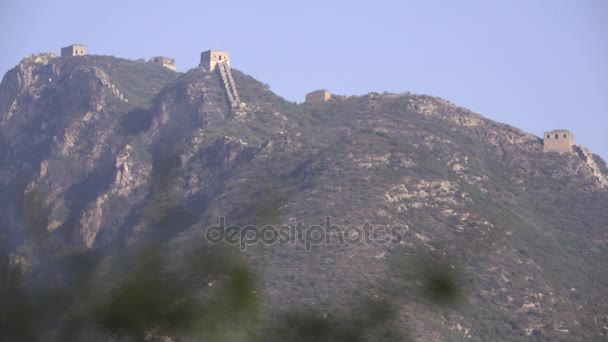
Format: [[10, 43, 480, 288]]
[[1, 0, 606, 158]]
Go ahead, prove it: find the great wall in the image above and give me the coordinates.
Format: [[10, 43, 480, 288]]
[[36, 44, 588, 158]]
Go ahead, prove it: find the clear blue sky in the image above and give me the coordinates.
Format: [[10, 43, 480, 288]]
[[1, 0, 606, 158]]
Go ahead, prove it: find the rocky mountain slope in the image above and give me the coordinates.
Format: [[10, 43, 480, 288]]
[[1, 54, 607, 341]]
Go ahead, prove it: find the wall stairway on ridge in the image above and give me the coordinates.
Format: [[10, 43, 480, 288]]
[[217, 61, 240, 109]]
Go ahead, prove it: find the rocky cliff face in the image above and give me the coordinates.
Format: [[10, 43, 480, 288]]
[[1, 55, 607, 341]]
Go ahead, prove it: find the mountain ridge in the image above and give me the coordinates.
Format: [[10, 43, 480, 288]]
[[1, 54, 607, 341]]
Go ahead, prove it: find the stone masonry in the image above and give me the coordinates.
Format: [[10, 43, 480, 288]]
[[199, 50, 230, 72], [61, 44, 87, 57], [305, 89, 331, 104], [149, 56, 176, 71], [200, 50, 240, 109], [543, 129, 574, 153]]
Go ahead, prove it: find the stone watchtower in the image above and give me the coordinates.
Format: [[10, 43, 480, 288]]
[[149, 56, 176, 71], [305, 89, 332, 104], [200, 50, 240, 109], [543, 129, 574, 153], [200, 50, 230, 71], [61, 44, 86, 56]]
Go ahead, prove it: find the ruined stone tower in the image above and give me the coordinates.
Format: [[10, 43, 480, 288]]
[[543, 129, 574, 153], [61, 44, 86, 57], [305, 89, 331, 104], [149, 56, 176, 71], [200, 50, 240, 109]]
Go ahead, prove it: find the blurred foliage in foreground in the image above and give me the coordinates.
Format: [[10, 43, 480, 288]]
[[0, 239, 258, 341], [0, 169, 463, 341], [0, 233, 465, 341]]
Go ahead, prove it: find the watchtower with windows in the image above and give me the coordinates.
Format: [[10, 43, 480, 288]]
[[200, 50, 240, 109], [61, 44, 86, 57], [543, 129, 574, 153], [199, 50, 230, 71]]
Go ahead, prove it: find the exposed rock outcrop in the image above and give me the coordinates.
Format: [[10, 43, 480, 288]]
[[1, 55, 607, 341]]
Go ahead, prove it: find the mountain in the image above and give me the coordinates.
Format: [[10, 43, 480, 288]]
[[1, 53, 607, 341]]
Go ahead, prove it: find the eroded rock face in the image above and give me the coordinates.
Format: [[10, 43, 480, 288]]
[[1, 56, 607, 340], [78, 193, 109, 248], [113, 144, 147, 197], [0, 56, 169, 247]]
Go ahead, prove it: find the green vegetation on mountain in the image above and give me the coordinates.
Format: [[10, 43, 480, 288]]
[[0, 54, 607, 341]]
